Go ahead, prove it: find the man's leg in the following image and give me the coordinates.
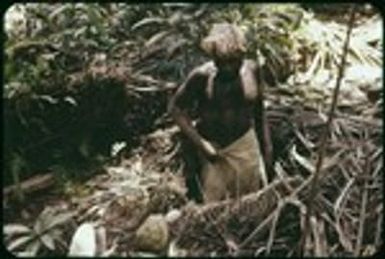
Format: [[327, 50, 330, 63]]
[[180, 135, 203, 203]]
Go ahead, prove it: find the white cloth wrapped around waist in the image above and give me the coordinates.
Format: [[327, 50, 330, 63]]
[[199, 127, 267, 202]]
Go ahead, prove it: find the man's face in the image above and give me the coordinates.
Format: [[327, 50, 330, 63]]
[[214, 56, 242, 73]]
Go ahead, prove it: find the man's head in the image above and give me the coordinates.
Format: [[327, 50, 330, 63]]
[[201, 23, 246, 71]]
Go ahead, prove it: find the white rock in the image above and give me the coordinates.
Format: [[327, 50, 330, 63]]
[[135, 214, 169, 252], [68, 223, 96, 257], [165, 209, 182, 224]]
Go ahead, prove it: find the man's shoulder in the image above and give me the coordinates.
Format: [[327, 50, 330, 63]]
[[243, 59, 257, 71], [190, 61, 217, 76]]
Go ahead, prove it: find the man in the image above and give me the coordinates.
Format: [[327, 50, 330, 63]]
[[168, 23, 273, 203]]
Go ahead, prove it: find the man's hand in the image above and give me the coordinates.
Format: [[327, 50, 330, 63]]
[[202, 139, 219, 162]]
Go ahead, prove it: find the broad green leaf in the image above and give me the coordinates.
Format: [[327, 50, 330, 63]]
[[4, 224, 31, 236], [8, 235, 34, 251], [24, 240, 41, 256], [86, 6, 105, 36], [48, 4, 71, 22], [40, 233, 55, 250], [33, 207, 55, 234], [162, 3, 193, 7], [45, 211, 75, 230], [51, 228, 65, 245], [74, 27, 87, 39], [16, 251, 37, 257], [166, 39, 187, 57], [145, 30, 170, 48], [64, 96, 77, 106], [131, 17, 166, 31], [38, 95, 59, 104]]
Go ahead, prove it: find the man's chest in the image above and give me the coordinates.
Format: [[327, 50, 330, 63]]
[[199, 72, 252, 110]]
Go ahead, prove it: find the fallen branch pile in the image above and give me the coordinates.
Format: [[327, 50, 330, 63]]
[[3, 82, 382, 256], [58, 89, 381, 256], [165, 98, 382, 256]]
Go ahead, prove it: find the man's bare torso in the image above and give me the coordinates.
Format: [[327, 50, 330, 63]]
[[194, 60, 258, 148]]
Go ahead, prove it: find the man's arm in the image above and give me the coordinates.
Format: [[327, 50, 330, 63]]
[[254, 63, 273, 173], [256, 100, 273, 173], [242, 60, 273, 172], [168, 67, 218, 160]]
